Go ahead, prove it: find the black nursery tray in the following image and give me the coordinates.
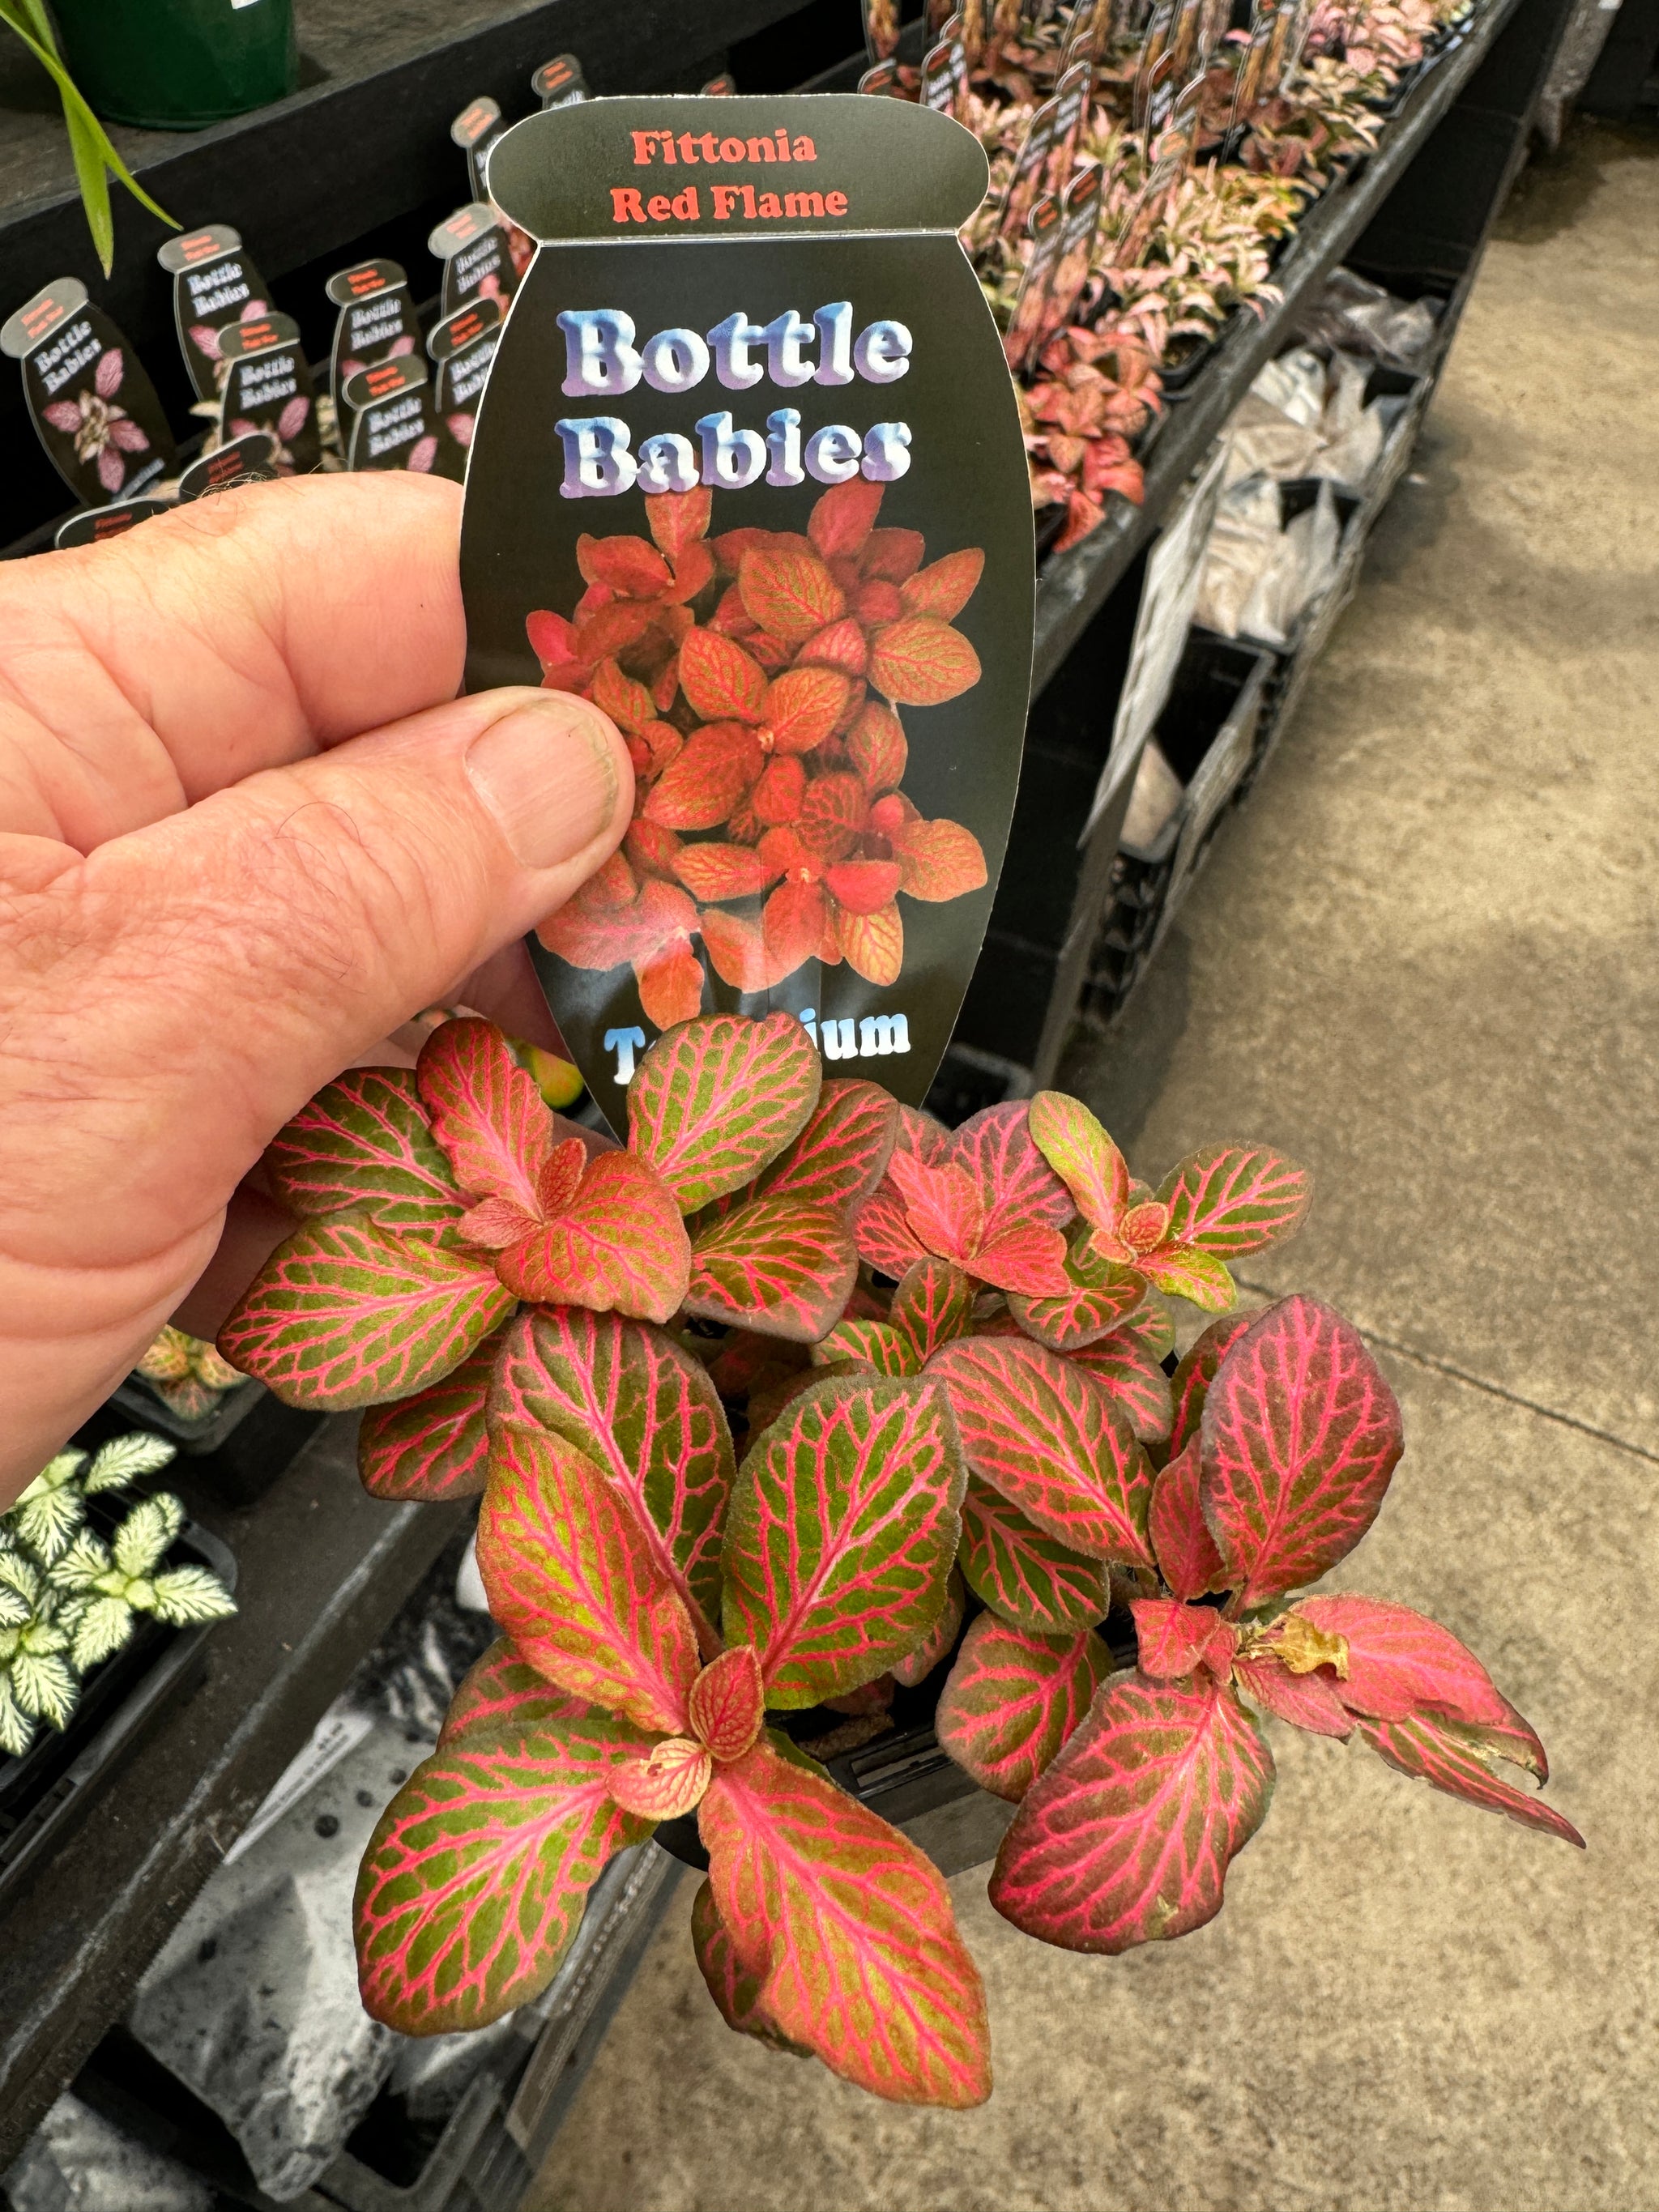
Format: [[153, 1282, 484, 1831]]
[[0, 1521, 237, 1906]]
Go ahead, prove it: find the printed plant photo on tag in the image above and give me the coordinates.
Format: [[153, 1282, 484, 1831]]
[[430, 203, 522, 320], [327, 259, 422, 402], [4, 279, 176, 508], [462, 94, 1034, 1120], [219, 313, 321, 475], [342, 355, 441, 474]]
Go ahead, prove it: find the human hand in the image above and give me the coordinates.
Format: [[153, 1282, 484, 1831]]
[[0, 473, 633, 1497]]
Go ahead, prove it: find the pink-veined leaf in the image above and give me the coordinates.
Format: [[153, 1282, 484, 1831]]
[[1009, 1239, 1144, 1352], [1026, 1091, 1128, 1236], [891, 1565, 966, 1687], [721, 1377, 965, 1707], [887, 816, 987, 902], [738, 545, 847, 642], [953, 1100, 1075, 1247], [699, 1737, 992, 2106], [496, 1150, 692, 1323], [684, 1196, 857, 1343], [358, 1328, 501, 1500], [218, 1218, 513, 1410], [899, 548, 985, 621], [677, 626, 768, 722], [1157, 1144, 1312, 1258], [610, 1735, 712, 1820], [1168, 1312, 1257, 1455], [808, 475, 885, 557], [1356, 1712, 1584, 1847], [891, 1256, 975, 1366], [643, 723, 763, 830], [1118, 1300, 1175, 1361], [854, 1179, 931, 1279], [838, 901, 904, 987], [263, 1068, 462, 1228], [629, 1012, 821, 1211], [1200, 1295, 1405, 1609], [477, 1421, 699, 1734], [813, 1317, 919, 1376], [1286, 1593, 1518, 1731], [928, 1336, 1155, 1568], [1148, 1434, 1228, 1600], [764, 665, 855, 756], [354, 1709, 655, 2034], [1130, 1598, 1237, 1681], [867, 616, 981, 706], [937, 1613, 1114, 1801], [748, 1077, 899, 1214], [487, 1305, 731, 1627], [990, 1674, 1275, 1953], [958, 1475, 1111, 1634], [1232, 1656, 1353, 1738], [690, 1877, 811, 2054], [645, 483, 712, 560], [1141, 1242, 1237, 1311], [438, 1638, 606, 1747], [1067, 1319, 1173, 1444], [95, 346, 123, 398], [847, 699, 907, 792], [689, 1644, 766, 1762]]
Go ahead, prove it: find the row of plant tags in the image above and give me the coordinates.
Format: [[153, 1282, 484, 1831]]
[[188, 1006, 1582, 2110], [6, 0, 1473, 555]]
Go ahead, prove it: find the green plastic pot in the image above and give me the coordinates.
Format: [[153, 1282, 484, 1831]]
[[49, 0, 296, 130]]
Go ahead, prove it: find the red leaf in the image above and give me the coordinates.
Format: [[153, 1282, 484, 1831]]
[[928, 1336, 1155, 1567], [752, 754, 806, 825], [358, 1329, 500, 1500], [678, 627, 768, 722], [797, 769, 868, 863], [953, 1100, 1076, 1249], [218, 1218, 513, 1411], [825, 858, 902, 915], [629, 1009, 821, 1209], [808, 476, 885, 559], [868, 618, 981, 707], [689, 1644, 765, 1762], [1357, 1712, 1584, 1847], [1168, 1313, 1256, 1455], [1148, 1435, 1228, 1600], [838, 900, 904, 986], [417, 1018, 551, 1217], [610, 1735, 712, 1820], [439, 1637, 605, 1746], [859, 526, 926, 583], [690, 1877, 808, 2052], [739, 546, 847, 641], [990, 1675, 1275, 1952], [699, 1737, 992, 2105], [899, 548, 985, 621], [890, 1255, 975, 1365], [1233, 1656, 1353, 1738], [723, 1376, 965, 1707], [761, 665, 853, 755], [854, 1180, 931, 1279], [1200, 1296, 1405, 1609], [636, 932, 706, 1029], [672, 842, 779, 901], [1131, 1598, 1237, 1682], [1008, 1245, 1144, 1353], [889, 816, 988, 902], [667, 541, 717, 603], [578, 531, 673, 597], [702, 906, 793, 994], [643, 722, 764, 830], [796, 616, 868, 676], [645, 484, 713, 561], [590, 655, 657, 736], [815, 1316, 918, 1376], [762, 877, 830, 976], [958, 1475, 1111, 1634], [497, 1150, 691, 1323], [488, 1304, 731, 1628], [846, 699, 908, 792], [1066, 1319, 1173, 1443], [1157, 1145, 1312, 1257], [263, 1068, 462, 1229], [892, 1565, 966, 1687], [355, 1710, 655, 2034], [527, 607, 586, 680], [748, 1077, 899, 1215], [478, 1421, 700, 1734], [686, 1196, 857, 1343], [1287, 1593, 1517, 1731], [1026, 1091, 1128, 1238], [938, 1613, 1113, 1801]]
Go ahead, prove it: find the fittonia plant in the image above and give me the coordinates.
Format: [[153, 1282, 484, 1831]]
[[221, 1012, 1579, 2108], [0, 1434, 236, 1758]]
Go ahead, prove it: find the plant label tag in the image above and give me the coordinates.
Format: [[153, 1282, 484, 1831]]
[[858, 60, 902, 95], [326, 259, 422, 403], [860, 0, 902, 61], [532, 53, 590, 108], [429, 202, 522, 318], [451, 94, 508, 199], [1044, 61, 1094, 193], [3, 278, 177, 509], [461, 93, 1034, 1117], [428, 296, 503, 479], [54, 496, 171, 549], [177, 428, 278, 501], [1003, 192, 1064, 370], [919, 33, 967, 116], [993, 94, 1058, 242], [342, 354, 441, 473], [702, 73, 738, 97], [218, 312, 322, 475], [157, 224, 276, 402]]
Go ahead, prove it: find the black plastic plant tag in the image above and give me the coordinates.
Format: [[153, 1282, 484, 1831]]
[[919, 33, 967, 115], [1004, 192, 1064, 369], [532, 53, 589, 108], [3, 279, 176, 508], [428, 296, 502, 479], [342, 354, 441, 474], [862, 0, 901, 60], [429, 204, 521, 319], [451, 96, 507, 199], [858, 60, 902, 94], [994, 94, 1057, 241], [461, 93, 1034, 1119], [54, 497, 170, 549], [158, 225, 276, 403], [326, 259, 421, 400], [219, 313, 321, 475], [177, 429, 278, 501]]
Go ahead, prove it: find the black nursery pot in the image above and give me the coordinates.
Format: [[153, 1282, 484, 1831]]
[[0, 1522, 237, 1903]]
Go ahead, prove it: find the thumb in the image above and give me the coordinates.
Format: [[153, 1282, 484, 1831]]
[[0, 684, 632, 1291]]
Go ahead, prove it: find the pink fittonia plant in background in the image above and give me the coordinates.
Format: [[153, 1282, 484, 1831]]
[[220, 1012, 1578, 2106]]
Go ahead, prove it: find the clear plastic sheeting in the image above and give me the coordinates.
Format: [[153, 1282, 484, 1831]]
[[1224, 348, 1388, 492], [1120, 741, 1185, 852], [1290, 266, 1443, 369], [2, 2092, 212, 2212], [1195, 475, 1343, 647]]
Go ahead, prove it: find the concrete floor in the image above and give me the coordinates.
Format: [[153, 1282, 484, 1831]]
[[529, 117, 1659, 2212]]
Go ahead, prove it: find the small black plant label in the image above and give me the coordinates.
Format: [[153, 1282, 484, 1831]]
[[533, 53, 589, 108], [429, 203, 521, 319], [343, 354, 441, 474], [157, 224, 277, 403], [218, 312, 322, 475], [326, 259, 423, 403], [177, 428, 279, 501], [54, 497, 171, 548], [428, 296, 503, 480], [5, 278, 177, 509], [461, 93, 1034, 1116], [451, 95, 508, 199]]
